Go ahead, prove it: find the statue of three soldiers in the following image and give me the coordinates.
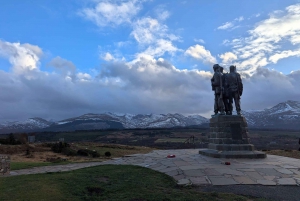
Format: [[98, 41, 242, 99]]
[[211, 64, 243, 116]]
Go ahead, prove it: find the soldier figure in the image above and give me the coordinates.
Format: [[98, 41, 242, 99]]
[[219, 66, 230, 115], [227, 65, 243, 115], [211, 64, 225, 115]]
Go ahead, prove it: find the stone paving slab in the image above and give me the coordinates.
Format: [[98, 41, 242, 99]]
[[4, 149, 300, 187], [208, 176, 239, 185], [177, 178, 190, 185], [189, 177, 209, 185], [257, 180, 277, 185], [203, 168, 223, 176], [183, 169, 205, 177], [277, 178, 297, 185], [232, 176, 257, 184]]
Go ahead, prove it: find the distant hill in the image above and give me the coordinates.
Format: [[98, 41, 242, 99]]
[[0, 100, 299, 134], [243, 100, 300, 129], [0, 113, 209, 134]]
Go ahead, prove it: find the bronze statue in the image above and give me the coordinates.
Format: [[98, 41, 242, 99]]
[[219, 66, 230, 115], [211, 64, 225, 115], [227, 65, 243, 115]]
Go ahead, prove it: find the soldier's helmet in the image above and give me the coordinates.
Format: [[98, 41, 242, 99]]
[[230, 65, 235, 72], [213, 64, 220, 70]]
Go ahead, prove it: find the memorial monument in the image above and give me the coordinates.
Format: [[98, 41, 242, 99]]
[[199, 64, 266, 158]]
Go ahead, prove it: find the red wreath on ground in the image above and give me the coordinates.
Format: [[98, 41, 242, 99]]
[[167, 154, 176, 158]]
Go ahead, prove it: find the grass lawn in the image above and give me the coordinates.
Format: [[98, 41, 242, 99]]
[[72, 142, 154, 158], [10, 161, 71, 170], [0, 165, 266, 201], [155, 138, 187, 143]]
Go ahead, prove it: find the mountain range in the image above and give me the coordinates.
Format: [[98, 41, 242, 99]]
[[0, 113, 209, 134], [242, 100, 300, 130], [0, 100, 299, 134]]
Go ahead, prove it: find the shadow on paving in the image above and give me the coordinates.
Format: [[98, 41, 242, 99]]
[[196, 185, 300, 201]]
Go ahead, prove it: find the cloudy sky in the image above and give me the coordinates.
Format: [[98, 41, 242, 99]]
[[0, 0, 300, 121]]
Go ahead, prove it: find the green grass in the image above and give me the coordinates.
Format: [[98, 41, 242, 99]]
[[36, 131, 112, 142], [1, 165, 266, 201], [155, 138, 187, 143], [72, 143, 153, 158], [10, 161, 71, 170], [249, 130, 300, 138]]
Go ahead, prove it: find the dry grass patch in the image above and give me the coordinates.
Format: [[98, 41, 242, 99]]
[[72, 142, 154, 158], [0, 142, 154, 164], [265, 150, 300, 159]]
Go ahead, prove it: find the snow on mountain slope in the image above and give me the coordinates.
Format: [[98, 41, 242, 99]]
[[0, 118, 52, 131], [242, 100, 300, 129], [55, 113, 209, 129], [0, 100, 299, 133]]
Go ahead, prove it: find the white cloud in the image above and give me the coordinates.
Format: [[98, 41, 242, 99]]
[[290, 35, 300, 45], [102, 52, 115, 61], [79, 0, 143, 27], [131, 17, 163, 44], [217, 16, 244, 30], [269, 49, 300, 64], [219, 52, 237, 64], [249, 6, 300, 43], [235, 16, 244, 21], [242, 68, 300, 110], [130, 17, 180, 60], [223, 3, 300, 74], [115, 41, 131, 47], [155, 7, 170, 21], [80, 2, 179, 63], [217, 22, 234, 30], [185, 44, 217, 65], [0, 39, 299, 121], [131, 17, 178, 45], [77, 72, 92, 81], [97, 57, 214, 115], [0, 40, 42, 74], [194, 38, 205, 44], [135, 39, 178, 60]]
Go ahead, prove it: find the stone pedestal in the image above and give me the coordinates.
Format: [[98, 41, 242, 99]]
[[0, 155, 10, 176], [199, 115, 266, 159]]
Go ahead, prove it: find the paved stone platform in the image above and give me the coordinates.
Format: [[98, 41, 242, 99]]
[[199, 149, 266, 159], [6, 149, 300, 186]]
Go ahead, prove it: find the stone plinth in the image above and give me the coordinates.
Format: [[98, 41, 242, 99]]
[[0, 155, 10, 175], [199, 115, 266, 159]]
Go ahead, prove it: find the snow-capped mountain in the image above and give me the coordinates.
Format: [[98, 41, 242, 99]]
[[0, 118, 53, 133], [242, 100, 300, 129], [0, 113, 209, 133], [0, 100, 299, 134], [55, 112, 209, 129]]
